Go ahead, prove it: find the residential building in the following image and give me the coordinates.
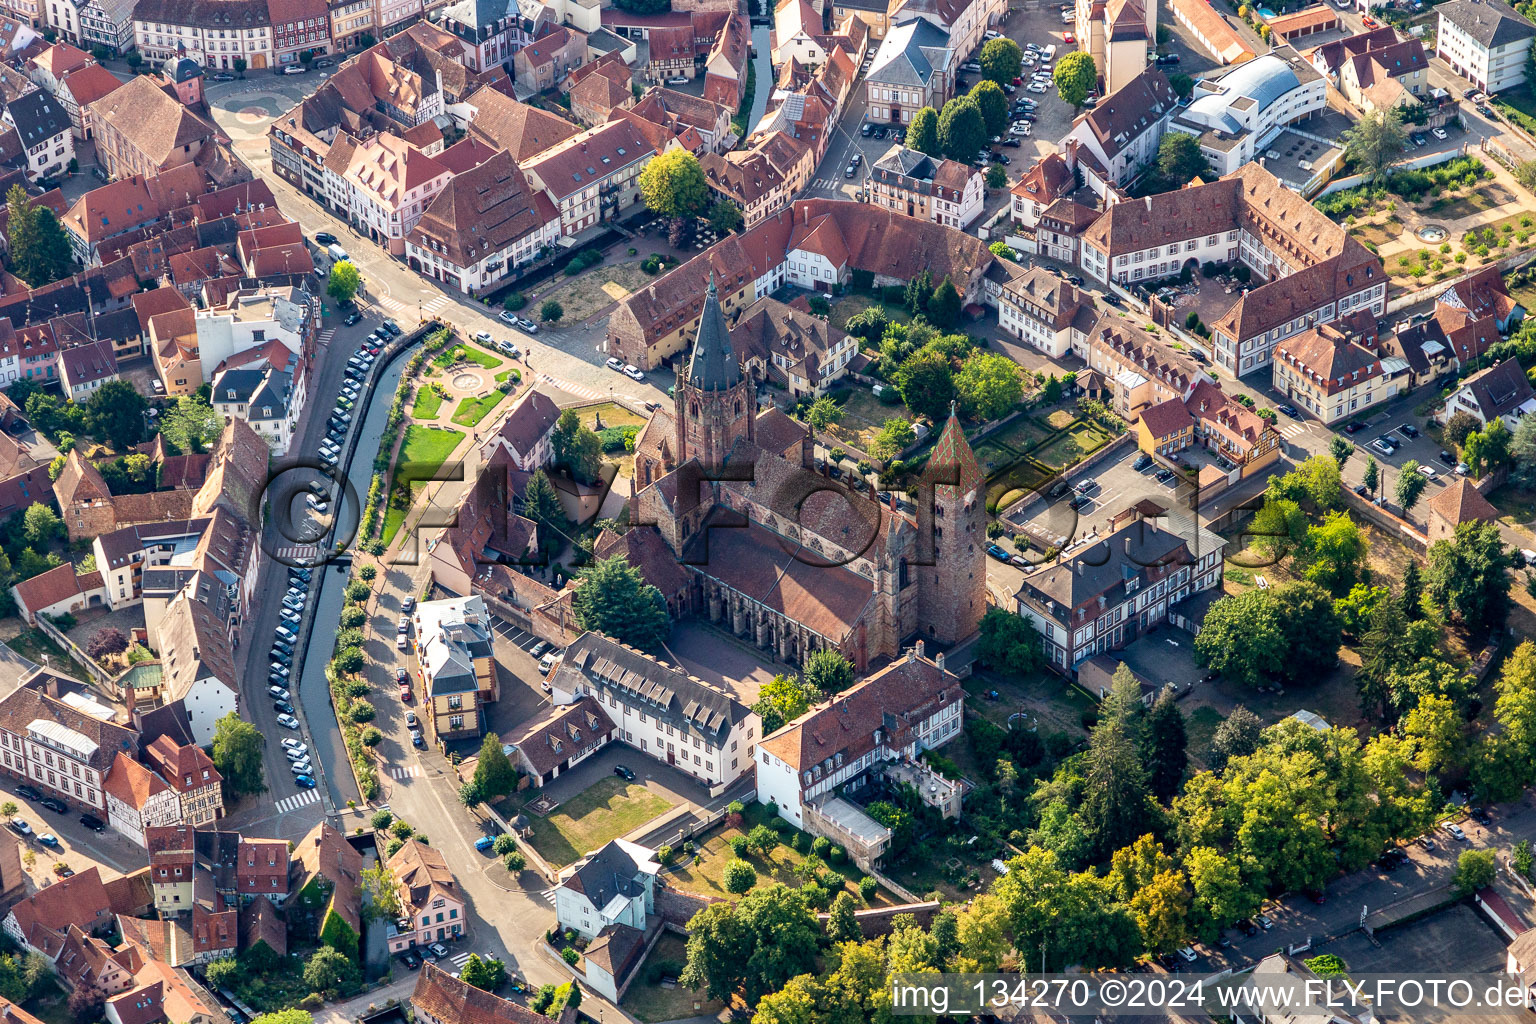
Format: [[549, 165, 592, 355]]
[[624, 87, 732, 154], [1079, 163, 1386, 377], [412, 594, 496, 744], [774, 0, 829, 66], [702, 10, 749, 110], [4, 88, 73, 180], [1443, 357, 1535, 430], [412, 964, 561, 1024], [1233, 953, 1374, 1024], [268, 0, 329, 68], [1267, 4, 1338, 42], [1308, 27, 1428, 112], [1168, 46, 1327, 176], [1436, 0, 1536, 93], [1010, 152, 1074, 229], [405, 149, 560, 295], [3, 867, 134, 954], [521, 118, 655, 237], [102, 752, 181, 848], [553, 838, 657, 941], [567, 52, 633, 126], [1083, 310, 1207, 416], [88, 75, 225, 179], [11, 563, 105, 623], [1059, 65, 1177, 197], [479, 388, 560, 470], [1016, 508, 1225, 670], [700, 146, 791, 228], [1182, 378, 1283, 473], [832, 0, 892, 40], [867, 144, 982, 228], [728, 295, 858, 397], [990, 263, 1091, 360], [865, 16, 952, 124], [291, 823, 361, 951], [32, 60, 121, 138], [386, 839, 465, 951], [757, 645, 964, 869], [209, 364, 301, 454], [131, 0, 273, 69], [437, 0, 521, 72], [0, 684, 137, 813], [339, 133, 451, 257], [1077, 0, 1152, 95], [328, 0, 374, 50], [513, 25, 584, 93], [143, 735, 222, 826], [502, 696, 615, 786], [547, 631, 759, 794], [1271, 322, 1409, 424]]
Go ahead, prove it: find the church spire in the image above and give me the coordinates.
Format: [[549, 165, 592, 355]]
[[685, 272, 741, 392]]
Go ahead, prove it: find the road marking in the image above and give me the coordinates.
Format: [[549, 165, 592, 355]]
[[275, 544, 325, 563], [533, 887, 558, 905], [447, 951, 474, 968], [274, 789, 321, 814], [318, 329, 336, 344], [1279, 423, 1306, 438], [537, 373, 602, 401], [390, 765, 423, 779]]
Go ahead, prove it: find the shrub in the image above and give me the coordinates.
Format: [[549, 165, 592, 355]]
[[560, 947, 579, 966], [858, 876, 878, 902], [812, 836, 832, 858], [770, 816, 791, 832], [503, 292, 527, 310], [727, 835, 749, 857], [829, 845, 846, 864], [371, 810, 394, 830], [657, 844, 675, 865], [504, 851, 526, 872]]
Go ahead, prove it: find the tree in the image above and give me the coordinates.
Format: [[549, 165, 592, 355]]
[[572, 555, 669, 649], [1185, 845, 1256, 942], [937, 97, 986, 162], [680, 884, 820, 1003], [160, 394, 221, 454], [5, 186, 72, 285], [232, 56, 246, 75], [803, 396, 842, 433], [1444, 410, 1480, 450], [908, 106, 940, 155], [1156, 132, 1213, 185], [85, 380, 148, 450], [893, 349, 955, 420], [979, 36, 1023, 84], [1341, 108, 1407, 183], [1168, 72, 1195, 98], [327, 260, 361, 304], [211, 713, 264, 796], [86, 627, 128, 659], [955, 351, 1022, 421], [459, 954, 506, 992], [970, 79, 1009, 135], [927, 277, 963, 329], [472, 733, 518, 801], [1329, 435, 1354, 471], [1053, 52, 1097, 107], [1194, 590, 1285, 689], [1426, 520, 1516, 634], [723, 858, 757, 894], [706, 200, 744, 237], [521, 467, 565, 553], [804, 649, 854, 695], [825, 890, 860, 943], [985, 162, 1008, 189], [1210, 705, 1262, 770], [1274, 581, 1343, 683], [302, 947, 359, 998], [22, 503, 60, 547], [639, 150, 709, 219], [203, 957, 242, 991], [1395, 460, 1427, 512], [1249, 496, 1307, 563], [844, 307, 889, 344], [1081, 715, 1153, 860], [977, 607, 1044, 674], [1299, 511, 1368, 595], [251, 1013, 312, 1024], [1144, 687, 1187, 803], [1463, 419, 1512, 478], [1453, 848, 1497, 894], [359, 863, 402, 923], [1511, 415, 1536, 488], [1363, 456, 1379, 495], [753, 674, 822, 733], [539, 299, 563, 323]]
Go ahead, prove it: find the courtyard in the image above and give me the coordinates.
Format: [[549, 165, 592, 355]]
[[531, 259, 659, 324], [519, 775, 677, 867]]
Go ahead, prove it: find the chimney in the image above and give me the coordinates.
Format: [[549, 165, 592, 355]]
[[935, 651, 946, 672], [1125, 534, 1132, 554], [906, 646, 916, 664], [1075, 559, 1084, 576], [915, 640, 925, 660]]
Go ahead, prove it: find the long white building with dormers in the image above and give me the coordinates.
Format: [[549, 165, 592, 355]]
[[546, 631, 759, 797], [756, 645, 965, 870], [1079, 162, 1385, 378]]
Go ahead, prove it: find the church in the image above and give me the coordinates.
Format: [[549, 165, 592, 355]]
[[597, 276, 988, 671]]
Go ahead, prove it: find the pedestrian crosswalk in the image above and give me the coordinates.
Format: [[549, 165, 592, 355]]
[[275, 788, 321, 814], [531, 886, 558, 905], [376, 293, 452, 318], [274, 544, 324, 565], [446, 951, 474, 969], [810, 177, 848, 191], [1278, 422, 1307, 439], [390, 764, 422, 779], [538, 373, 602, 401], [318, 328, 336, 345], [422, 294, 452, 315]]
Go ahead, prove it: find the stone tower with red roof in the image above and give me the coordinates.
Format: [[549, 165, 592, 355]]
[[916, 403, 987, 644]]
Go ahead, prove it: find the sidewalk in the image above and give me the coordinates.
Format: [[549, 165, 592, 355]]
[[313, 976, 418, 1024]]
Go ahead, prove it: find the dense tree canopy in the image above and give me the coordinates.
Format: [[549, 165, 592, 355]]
[[639, 150, 709, 219], [571, 556, 670, 649]]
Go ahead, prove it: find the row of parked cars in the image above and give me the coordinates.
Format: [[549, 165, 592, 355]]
[[270, 565, 317, 790]]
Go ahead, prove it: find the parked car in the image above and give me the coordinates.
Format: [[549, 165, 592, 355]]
[[15, 785, 41, 802], [38, 797, 66, 814], [1133, 454, 1153, 471], [276, 714, 300, 729], [605, 356, 624, 371], [294, 774, 317, 788], [37, 834, 58, 847], [8, 818, 29, 835], [79, 814, 105, 832], [623, 364, 645, 381], [343, 311, 362, 326], [428, 943, 450, 960], [1398, 423, 1420, 438], [613, 765, 637, 782], [314, 232, 338, 246], [987, 543, 1012, 561], [268, 686, 290, 700], [274, 700, 295, 715], [1445, 822, 1467, 840], [1277, 404, 1298, 417]]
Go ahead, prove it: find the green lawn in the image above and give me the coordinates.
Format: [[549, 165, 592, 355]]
[[412, 387, 447, 419], [381, 425, 467, 546], [449, 389, 512, 427], [623, 935, 724, 1023], [526, 777, 675, 866], [665, 803, 894, 905]]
